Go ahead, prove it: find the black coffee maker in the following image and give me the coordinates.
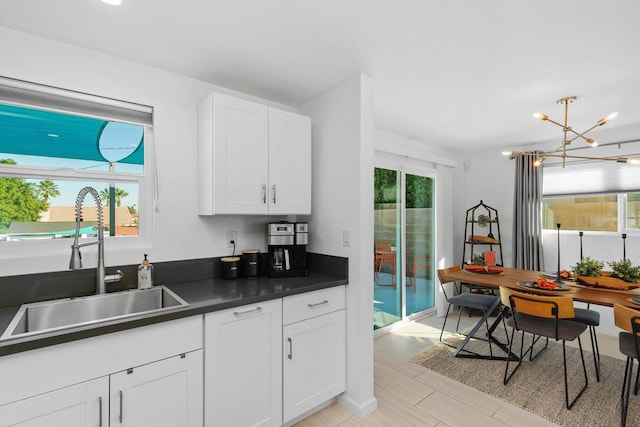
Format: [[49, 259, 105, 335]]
[[267, 222, 308, 277]]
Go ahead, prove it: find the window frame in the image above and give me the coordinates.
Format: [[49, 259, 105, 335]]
[[0, 78, 154, 259], [541, 192, 640, 236]]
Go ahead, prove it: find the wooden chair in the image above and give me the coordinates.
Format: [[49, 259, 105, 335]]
[[407, 254, 430, 293], [573, 306, 601, 381], [437, 267, 506, 358], [374, 242, 396, 287], [499, 286, 588, 410], [613, 303, 640, 427]]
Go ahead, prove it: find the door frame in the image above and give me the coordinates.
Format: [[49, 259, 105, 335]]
[[374, 157, 437, 332]]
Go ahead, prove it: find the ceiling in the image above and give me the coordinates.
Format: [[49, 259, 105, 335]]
[[1, 0, 640, 153]]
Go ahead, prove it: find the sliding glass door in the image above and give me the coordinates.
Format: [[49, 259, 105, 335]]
[[373, 166, 435, 330]]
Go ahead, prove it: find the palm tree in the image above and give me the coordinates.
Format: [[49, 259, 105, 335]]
[[100, 187, 129, 207], [100, 188, 110, 206], [115, 188, 129, 207], [37, 180, 60, 205]]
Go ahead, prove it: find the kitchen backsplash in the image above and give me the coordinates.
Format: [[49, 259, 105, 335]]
[[0, 253, 348, 309]]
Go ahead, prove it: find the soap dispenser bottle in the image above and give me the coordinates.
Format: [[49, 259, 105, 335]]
[[137, 254, 154, 289]]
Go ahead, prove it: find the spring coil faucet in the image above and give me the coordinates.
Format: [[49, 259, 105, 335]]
[[69, 186, 123, 294]]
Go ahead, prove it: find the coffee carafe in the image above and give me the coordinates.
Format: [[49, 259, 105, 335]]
[[272, 247, 285, 271], [267, 222, 308, 277]]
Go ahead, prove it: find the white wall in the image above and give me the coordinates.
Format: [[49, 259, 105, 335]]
[[457, 150, 516, 268], [0, 27, 294, 275], [299, 74, 377, 417]]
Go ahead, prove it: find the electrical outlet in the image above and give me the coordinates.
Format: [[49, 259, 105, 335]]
[[226, 231, 237, 248]]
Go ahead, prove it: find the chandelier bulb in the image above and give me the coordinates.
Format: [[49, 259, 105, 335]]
[[586, 138, 598, 147], [502, 151, 513, 156], [628, 159, 640, 165], [533, 157, 545, 167], [533, 112, 548, 121], [597, 112, 618, 126]]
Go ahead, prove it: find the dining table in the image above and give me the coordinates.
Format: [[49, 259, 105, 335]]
[[438, 266, 640, 359]]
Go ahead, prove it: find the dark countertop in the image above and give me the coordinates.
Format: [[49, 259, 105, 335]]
[[0, 271, 347, 357]]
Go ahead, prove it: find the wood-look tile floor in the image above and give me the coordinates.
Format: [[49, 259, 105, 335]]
[[295, 309, 623, 427]]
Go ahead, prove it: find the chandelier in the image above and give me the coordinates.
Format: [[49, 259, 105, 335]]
[[503, 96, 640, 167]]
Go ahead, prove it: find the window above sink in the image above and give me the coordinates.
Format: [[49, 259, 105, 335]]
[[0, 77, 154, 248]]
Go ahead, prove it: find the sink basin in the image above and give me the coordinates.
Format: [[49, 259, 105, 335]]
[[0, 286, 189, 341]]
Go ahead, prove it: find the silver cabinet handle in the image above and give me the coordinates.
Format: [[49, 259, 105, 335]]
[[288, 337, 293, 359], [99, 396, 103, 427], [119, 390, 123, 423], [308, 300, 329, 308], [262, 184, 267, 204], [234, 306, 262, 316], [272, 184, 276, 204]]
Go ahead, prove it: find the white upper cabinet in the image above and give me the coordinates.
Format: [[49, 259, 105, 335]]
[[198, 92, 311, 215], [267, 107, 311, 215]]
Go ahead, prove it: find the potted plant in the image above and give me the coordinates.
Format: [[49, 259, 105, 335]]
[[476, 214, 490, 228], [608, 259, 640, 283], [573, 257, 640, 290], [470, 254, 485, 265], [571, 257, 604, 277]]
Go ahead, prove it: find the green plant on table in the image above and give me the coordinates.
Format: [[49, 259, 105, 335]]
[[609, 258, 640, 283], [470, 254, 485, 265], [571, 257, 604, 277]]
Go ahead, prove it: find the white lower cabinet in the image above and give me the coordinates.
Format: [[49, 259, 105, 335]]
[[282, 287, 346, 423], [204, 299, 283, 427], [0, 377, 109, 427], [109, 350, 203, 427], [0, 316, 203, 427], [0, 351, 203, 427]]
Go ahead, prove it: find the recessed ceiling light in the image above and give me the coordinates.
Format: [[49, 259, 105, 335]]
[[47, 133, 59, 138], [101, 0, 122, 5]]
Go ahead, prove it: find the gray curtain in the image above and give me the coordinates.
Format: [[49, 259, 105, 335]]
[[512, 153, 544, 270]]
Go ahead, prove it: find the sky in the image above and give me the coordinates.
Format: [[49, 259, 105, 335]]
[[4, 154, 142, 207]]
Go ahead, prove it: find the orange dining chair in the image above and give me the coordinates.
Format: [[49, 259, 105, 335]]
[[613, 303, 640, 427], [407, 254, 430, 293], [572, 306, 601, 382], [374, 242, 396, 287], [500, 286, 588, 410]]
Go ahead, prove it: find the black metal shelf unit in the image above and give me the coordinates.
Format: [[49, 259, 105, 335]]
[[462, 200, 503, 267]]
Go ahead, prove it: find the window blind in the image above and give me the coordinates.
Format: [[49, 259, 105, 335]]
[[543, 157, 640, 195], [0, 76, 153, 126]]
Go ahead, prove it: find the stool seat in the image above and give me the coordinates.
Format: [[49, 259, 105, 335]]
[[448, 293, 498, 312], [574, 307, 600, 326]]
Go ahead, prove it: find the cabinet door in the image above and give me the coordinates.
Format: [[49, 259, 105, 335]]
[[109, 350, 203, 427], [283, 309, 346, 423], [1, 377, 108, 427], [212, 93, 269, 214], [204, 299, 282, 427], [268, 108, 311, 215]]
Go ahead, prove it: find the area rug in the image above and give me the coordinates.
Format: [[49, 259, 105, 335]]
[[410, 330, 639, 427]]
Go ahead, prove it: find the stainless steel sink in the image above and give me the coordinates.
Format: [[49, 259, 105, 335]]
[[0, 286, 189, 341]]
